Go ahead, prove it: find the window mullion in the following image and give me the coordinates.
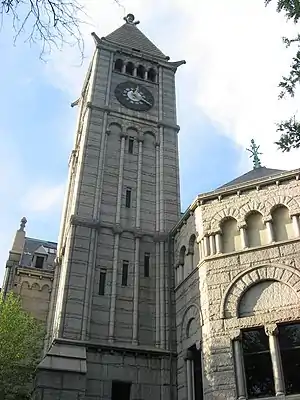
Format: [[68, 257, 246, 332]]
[[231, 330, 247, 400], [265, 324, 285, 396]]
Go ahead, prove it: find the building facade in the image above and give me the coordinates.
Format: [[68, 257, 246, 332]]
[[3, 13, 300, 400]]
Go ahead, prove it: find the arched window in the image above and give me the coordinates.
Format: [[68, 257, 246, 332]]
[[220, 217, 241, 253], [148, 68, 156, 82], [114, 59, 123, 72], [178, 245, 186, 281], [246, 211, 268, 247], [188, 234, 199, 272], [137, 65, 146, 79], [271, 205, 293, 241], [125, 62, 134, 75]]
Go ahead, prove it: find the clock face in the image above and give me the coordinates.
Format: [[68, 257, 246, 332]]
[[115, 82, 154, 111]]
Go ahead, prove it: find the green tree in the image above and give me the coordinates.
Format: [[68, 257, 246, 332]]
[[0, 293, 45, 400], [265, 0, 300, 151]]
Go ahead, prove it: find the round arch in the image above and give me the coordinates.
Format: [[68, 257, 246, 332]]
[[220, 263, 300, 319]]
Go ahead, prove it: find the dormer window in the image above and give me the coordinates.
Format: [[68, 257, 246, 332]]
[[35, 256, 44, 269]]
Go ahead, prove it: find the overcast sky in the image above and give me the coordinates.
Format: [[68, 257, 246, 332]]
[[0, 0, 299, 284]]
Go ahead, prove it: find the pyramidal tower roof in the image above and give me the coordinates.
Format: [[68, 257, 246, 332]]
[[104, 13, 166, 59]]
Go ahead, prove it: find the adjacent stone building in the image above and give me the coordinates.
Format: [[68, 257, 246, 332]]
[[2, 13, 300, 400]]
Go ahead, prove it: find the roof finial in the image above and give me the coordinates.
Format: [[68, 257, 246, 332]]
[[247, 139, 262, 169], [124, 13, 140, 25], [19, 217, 27, 231]]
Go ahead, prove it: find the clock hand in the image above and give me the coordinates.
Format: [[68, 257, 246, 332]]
[[140, 97, 151, 106]]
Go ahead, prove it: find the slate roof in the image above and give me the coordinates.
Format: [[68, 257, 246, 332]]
[[219, 167, 286, 189], [20, 237, 57, 270], [105, 23, 166, 58]]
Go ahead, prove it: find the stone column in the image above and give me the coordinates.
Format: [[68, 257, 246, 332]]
[[201, 239, 205, 259], [264, 217, 274, 243], [133, 66, 137, 77], [135, 139, 143, 228], [265, 324, 285, 396], [215, 232, 222, 253], [292, 215, 300, 237], [209, 234, 216, 255], [160, 241, 165, 348], [231, 331, 247, 400], [108, 232, 120, 342], [121, 63, 126, 74], [144, 70, 148, 80], [116, 134, 126, 224], [155, 242, 160, 347], [185, 350, 195, 400], [203, 235, 210, 257], [239, 224, 247, 249], [132, 236, 140, 344]]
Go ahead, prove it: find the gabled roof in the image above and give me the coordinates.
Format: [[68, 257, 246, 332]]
[[105, 22, 166, 59], [20, 237, 57, 269], [219, 167, 286, 189]]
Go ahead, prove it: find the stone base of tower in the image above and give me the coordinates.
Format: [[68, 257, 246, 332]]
[[33, 339, 176, 400], [33, 340, 87, 399]]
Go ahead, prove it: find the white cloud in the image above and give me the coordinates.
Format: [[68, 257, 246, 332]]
[[22, 183, 65, 213], [44, 0, 300, 173]]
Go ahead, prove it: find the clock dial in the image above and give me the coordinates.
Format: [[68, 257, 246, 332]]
[[115, 82, 154, 111]]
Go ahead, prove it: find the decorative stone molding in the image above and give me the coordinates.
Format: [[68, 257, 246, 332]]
[[220, 263, 300, 319], [180, 304, 203, 343], [265, 195, 300, 215], [210, 207, 241, 231]]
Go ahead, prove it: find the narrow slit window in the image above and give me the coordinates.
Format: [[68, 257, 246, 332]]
[[128, 138, 134, 154], [144, 253, 150, 277], [125, 189, 131, 208], [122, 261, 129, 286], [99, 271, 106, 295]]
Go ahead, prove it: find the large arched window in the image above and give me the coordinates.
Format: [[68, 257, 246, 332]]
[[246, 211, 268, 247], [114, 59, 123, 72], [148, 68, 156, 82], [137, 65, 146, 79], [125, 62, 135, 75], [221, 217, 241, 253], [271, 205, 294, 241]]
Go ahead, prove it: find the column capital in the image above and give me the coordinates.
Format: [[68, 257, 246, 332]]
[[184, 349, 194, 361], [263, 215, 272, 224], [265, 324, 278, 336], [120, 132, 127, 138], [237, 223, 247, 230], [229, 329, 242, 341]]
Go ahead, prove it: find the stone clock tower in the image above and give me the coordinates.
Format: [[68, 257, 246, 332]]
[[34, 14, 185, 400]]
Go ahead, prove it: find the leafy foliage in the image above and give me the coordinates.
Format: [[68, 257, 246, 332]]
[[0, 293, 45, 399], [0, 0, 86, 59], [265, 0, 300, 151]]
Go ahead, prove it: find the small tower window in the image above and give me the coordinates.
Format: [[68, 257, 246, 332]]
[[148, 68, 156, 83], [144, 253, 150, 277], [122, 261, 129, 286], [125, 188, 132, 208], [114, 59, 123, 72], [128, 137, 134, 154], [99, 271, 106, 295], [125, 62, 134, 75], [137, 65, 146, 79], [35, 256, 44, 269]]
